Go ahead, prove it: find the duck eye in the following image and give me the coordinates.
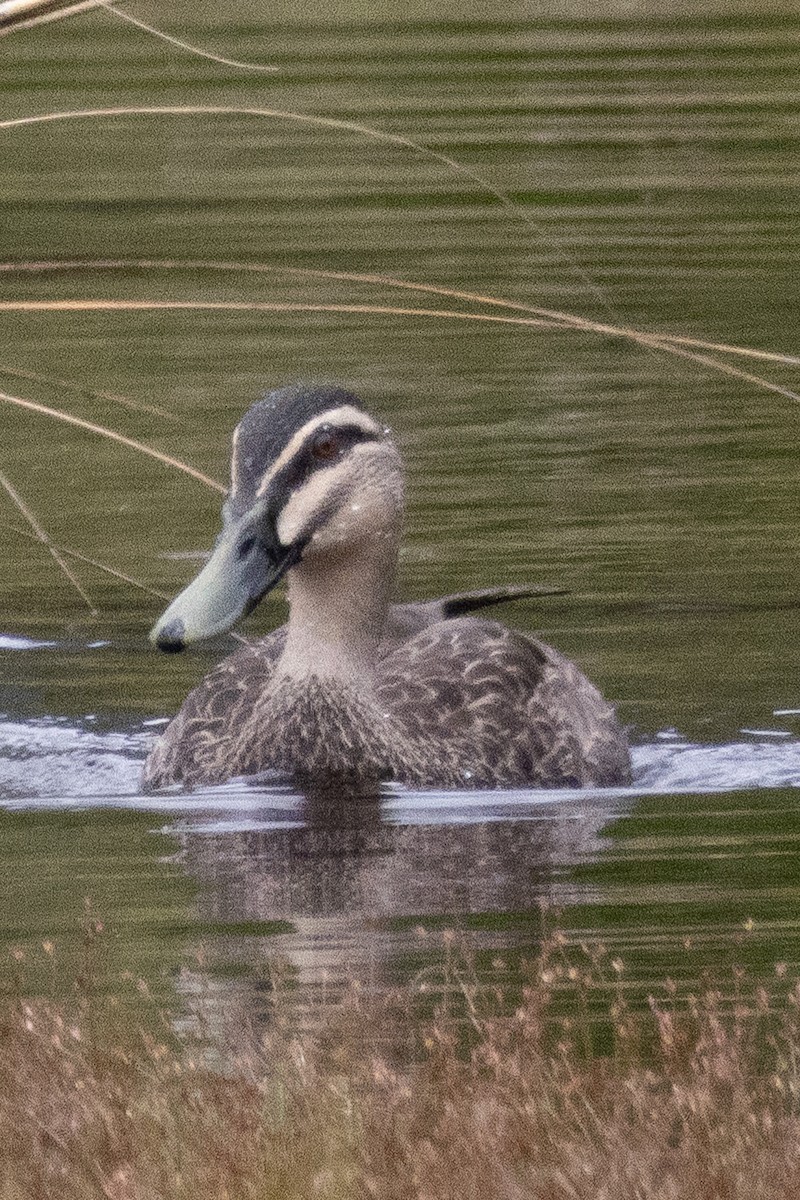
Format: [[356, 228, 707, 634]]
[[311, 433, 340, 462]]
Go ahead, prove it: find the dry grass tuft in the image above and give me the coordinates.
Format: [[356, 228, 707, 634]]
[[4, 932, 800, 1199]]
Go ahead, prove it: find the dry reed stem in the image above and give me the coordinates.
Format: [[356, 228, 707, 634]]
[[3, 518, 171, 600], [3, 293, 799, 408], [2, 258, 798, 408], [0, 388, 225, 493], [0, 103, 622, 314], [0, 0, 101, 35], [0, 359, 177, 420], [0, 62, 795, 403], [3, 255, 798, 364], [2, 518, 252, 642], [0, 0, 280, 71], [0, 468, 97, 612], [0, 102, 561, 229], [0, 295, 558, 328], [99, 1, 280, 72]]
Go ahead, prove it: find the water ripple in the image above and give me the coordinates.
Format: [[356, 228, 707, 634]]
[[0, 717, 798, 814]]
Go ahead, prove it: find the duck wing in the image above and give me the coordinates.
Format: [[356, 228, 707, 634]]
[[376, 616, 630, 789]]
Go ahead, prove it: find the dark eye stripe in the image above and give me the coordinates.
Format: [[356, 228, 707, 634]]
[[267, 424, 377, 509]]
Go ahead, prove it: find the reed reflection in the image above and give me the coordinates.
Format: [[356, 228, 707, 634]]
[[172, 779, 633, 1051]]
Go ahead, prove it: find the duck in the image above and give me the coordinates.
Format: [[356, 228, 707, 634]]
[[143, 383, 631, 791]]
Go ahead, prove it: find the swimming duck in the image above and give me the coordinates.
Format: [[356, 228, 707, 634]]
[[143, 384, 630, 791]]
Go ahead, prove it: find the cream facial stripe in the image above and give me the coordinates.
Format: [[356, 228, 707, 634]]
[[275, 455, 356, 548], [229, 423, 241, 497], [254, 405, 382, 499]]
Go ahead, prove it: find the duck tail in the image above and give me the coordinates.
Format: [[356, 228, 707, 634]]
[[440, 583, 568, 618]]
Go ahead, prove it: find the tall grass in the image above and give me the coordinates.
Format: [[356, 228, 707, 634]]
[[5, 929, 800, 1199]]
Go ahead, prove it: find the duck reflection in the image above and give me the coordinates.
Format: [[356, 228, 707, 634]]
[[171, 779, 632, 1050]]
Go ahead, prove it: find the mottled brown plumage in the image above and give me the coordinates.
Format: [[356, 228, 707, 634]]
[[144, 385, 630, 792]]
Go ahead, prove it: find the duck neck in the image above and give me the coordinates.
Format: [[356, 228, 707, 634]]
[[276, 536, 397, 685]]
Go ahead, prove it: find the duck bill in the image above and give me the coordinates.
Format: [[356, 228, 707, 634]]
[[149, 518, 301, 653]]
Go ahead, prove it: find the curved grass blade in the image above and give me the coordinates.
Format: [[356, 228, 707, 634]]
[[0, 469, 98, 613], [0, 388, 225, 493], [0, 360, 177, 420], [3, 518, 254, 644], [2, 518, 169, 600], [0, 103, 615, 315], [0, 0, 100, 34], [2, 298, 798, 406], [2, 257, 797, 370], [99, 2, 279, 73], [0, 0, 279, 71], [0, 296, 559, 327]]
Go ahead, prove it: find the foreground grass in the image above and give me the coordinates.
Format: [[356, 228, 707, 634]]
[[4, 936, 800, 1200]]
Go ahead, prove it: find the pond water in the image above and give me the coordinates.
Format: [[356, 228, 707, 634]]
[[1, 3, 800, 1045]]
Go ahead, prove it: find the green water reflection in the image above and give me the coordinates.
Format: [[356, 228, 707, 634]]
[[3, 783, 800, 1043], [0, 810, 196, 1002]]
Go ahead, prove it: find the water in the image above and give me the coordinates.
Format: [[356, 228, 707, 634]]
[[3, 647, 800, 1038], [1, 5, 800, 1044]]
